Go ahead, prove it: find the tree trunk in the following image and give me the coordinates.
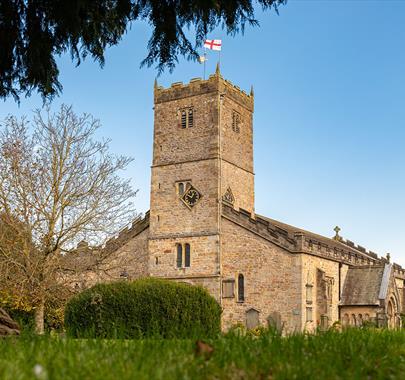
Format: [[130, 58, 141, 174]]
[[34, 298, 45, 335]]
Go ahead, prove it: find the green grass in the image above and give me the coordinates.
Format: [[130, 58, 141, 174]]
[[0, 329, 405, 380]]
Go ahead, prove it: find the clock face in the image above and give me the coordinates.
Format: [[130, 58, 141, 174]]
[[181, 186, 202, 208]]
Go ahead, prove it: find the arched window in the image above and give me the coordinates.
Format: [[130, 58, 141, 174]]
[[176, 244, 182, 268], [238, 274, 245, 302], [185, 243, 191, 267], [351, 314, 356, 326]]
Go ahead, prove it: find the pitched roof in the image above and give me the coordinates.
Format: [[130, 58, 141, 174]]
[[340, 265, 385, 305]]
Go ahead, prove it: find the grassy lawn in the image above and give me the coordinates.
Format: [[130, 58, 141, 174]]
[[1, 329, 405, 380]]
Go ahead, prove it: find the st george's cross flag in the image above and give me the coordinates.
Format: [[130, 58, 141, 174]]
[[204, 39, 222, 51]]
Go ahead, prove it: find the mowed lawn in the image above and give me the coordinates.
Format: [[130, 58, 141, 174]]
[[1, 329, 405, 380]]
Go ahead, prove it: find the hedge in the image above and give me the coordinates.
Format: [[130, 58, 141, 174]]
[[64, 278, 221, 339]]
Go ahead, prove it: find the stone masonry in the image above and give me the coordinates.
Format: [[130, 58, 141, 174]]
[[78, 68, 405, 332]]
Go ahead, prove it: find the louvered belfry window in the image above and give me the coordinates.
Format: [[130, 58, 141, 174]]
[[180, 108, 194, 128], [181, 110, 187, 128], [188, 109, 194, 128], [232, 111, 240, 133]]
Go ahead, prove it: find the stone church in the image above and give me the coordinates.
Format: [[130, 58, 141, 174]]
[[80, 67, 405, 332]]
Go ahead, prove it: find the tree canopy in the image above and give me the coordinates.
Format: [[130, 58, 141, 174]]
[[0, 105, 137, 333], [0, 0, 286, 101]]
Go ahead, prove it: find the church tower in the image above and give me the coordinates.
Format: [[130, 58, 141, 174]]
[[148, 67, 254, 296]]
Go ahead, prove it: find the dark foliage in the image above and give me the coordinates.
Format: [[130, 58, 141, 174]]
[[0, 0, 286, 101], [3, 298, 65, 333], [64, 278, 222, 339]]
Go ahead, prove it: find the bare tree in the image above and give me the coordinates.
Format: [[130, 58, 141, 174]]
[[0, 105, 137, 334]]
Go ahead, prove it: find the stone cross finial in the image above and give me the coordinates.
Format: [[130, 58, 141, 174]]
[[386, 252, 391, 262], [333, 226, 341, 241]]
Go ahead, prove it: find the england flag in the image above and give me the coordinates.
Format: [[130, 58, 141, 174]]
[[204, 39, 222, 51]]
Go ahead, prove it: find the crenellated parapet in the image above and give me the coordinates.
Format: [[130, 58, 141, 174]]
[[71, 211, 150, 257], [222, 203, 403, 270], [154, 66, 254, 112], [393, 264, 405, 279]]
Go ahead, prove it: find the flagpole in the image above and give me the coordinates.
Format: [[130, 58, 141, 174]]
[[203, 47, 207, 80]]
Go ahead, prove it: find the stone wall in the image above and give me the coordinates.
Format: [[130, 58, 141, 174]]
[[221, 160, 254, 214], [149, 161, 220, 238], [64, 214, 150, 289], [103, 227, 150, 281], [220, 94, 253, 175], [153, 82, 219, 166], [220, 217, 302, 333], [300, 255, 348, 331], [148, 234, 220, 280]]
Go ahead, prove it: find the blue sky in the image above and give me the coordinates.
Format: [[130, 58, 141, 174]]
[[1, 1, 404, 264]]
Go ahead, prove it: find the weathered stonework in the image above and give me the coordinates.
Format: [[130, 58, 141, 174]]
[[77, 70, 404, 331], [220, 217, 302, 332]]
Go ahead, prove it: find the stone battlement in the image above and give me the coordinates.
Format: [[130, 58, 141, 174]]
[[154, 66, 254, 111], [341, 239, 378, 258], [74, 211, 150, 255], [221, 203, 405, 272]]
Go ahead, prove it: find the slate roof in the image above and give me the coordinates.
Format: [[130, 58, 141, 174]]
[[340, 266, 385, 306]]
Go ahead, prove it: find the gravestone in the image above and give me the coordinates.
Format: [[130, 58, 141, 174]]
[[267, 311, 282, 333], [0, 308, 20, 336], [246, 308, 260, 330]]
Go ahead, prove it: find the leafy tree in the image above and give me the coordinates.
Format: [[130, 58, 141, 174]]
[[0, 0, 286, 101], [0, 105, 137, 333]]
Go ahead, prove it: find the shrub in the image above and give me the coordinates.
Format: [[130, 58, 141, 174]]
[[64, 278, 221, 339]]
